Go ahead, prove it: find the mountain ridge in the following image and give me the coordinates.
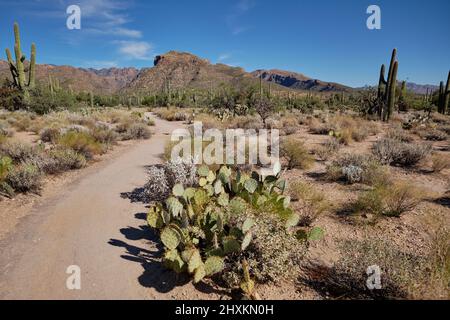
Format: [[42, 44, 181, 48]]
[[0, 51, 439, 95]]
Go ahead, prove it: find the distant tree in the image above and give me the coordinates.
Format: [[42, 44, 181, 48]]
[[254, 95, 274, 127]]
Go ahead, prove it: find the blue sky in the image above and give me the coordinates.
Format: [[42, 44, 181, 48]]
[[0, 0, 449, 87]]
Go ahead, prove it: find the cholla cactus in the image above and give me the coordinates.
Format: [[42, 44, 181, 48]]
[[342, 165, 363, 184], [144, 158, 197, 202]]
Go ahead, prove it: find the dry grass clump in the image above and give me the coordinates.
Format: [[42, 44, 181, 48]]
[[308, 117, 335, 135], [418, 129, 448, 142], [224, 212, 307, 287], [431, 153, 450, 173], [280, 137, 314, 170], [289, 181, 330, 226], [40, 127, 61, 143], [326, 153, 388, 185], [309, 115, 376, 145], [354, 180, 422, 217], [57, 131, 104, 160], [153, 108, 189, 122], [279, 116, 299, 135], [231, 115, 264, 130], [373, 138, 432, 167], [300, 237, 429, 299], [386, 128, 414, 143], [9, 112, 33, 132], [313, 138, 341, 161]]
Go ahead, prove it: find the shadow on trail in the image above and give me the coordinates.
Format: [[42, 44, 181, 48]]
[[108, 225, 191, 293], [113, 184, 234, 297], [111, 187, 192, 294]]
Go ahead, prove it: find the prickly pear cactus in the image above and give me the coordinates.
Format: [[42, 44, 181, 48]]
[[146, 164, 299, 285]]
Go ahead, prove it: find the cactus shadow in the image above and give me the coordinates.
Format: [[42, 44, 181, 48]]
[[120, 187, 149, 204], [109, 227, 191, 293]]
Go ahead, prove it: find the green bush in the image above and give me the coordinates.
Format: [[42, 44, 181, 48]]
[[355, 181, 422, 217], [5, 162, 43, 194], [43, 148, 87, 174], [280, 137, 314, 170], [57, 131, 103, 160], [0, 141, 42, 164]]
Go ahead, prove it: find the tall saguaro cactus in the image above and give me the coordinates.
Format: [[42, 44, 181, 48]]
[[377, 49, 398, 121], [438, 71, 450, 114], [5, 22, 36, 99]]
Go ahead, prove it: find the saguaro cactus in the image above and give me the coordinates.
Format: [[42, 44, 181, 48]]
[[438, 71, 450, 114], [377, 49, 398, 121], [5, 22, 36, 99]]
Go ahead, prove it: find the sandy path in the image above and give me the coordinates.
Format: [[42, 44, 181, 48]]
[[0, 116, 205, 300]]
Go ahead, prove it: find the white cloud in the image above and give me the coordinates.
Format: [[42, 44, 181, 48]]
[[117, 41, 153, 60], [218, 53, 231, 61], [226, 0, 255, 36], [82, 60, 118, 69]]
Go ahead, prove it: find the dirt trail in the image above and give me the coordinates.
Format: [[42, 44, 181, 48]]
[[0, 116, 212, 300]]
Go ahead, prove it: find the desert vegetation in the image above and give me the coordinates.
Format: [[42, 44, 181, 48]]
[[1, 21, 449, 301]]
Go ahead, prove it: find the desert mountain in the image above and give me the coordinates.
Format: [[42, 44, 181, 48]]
[[0, 60, 139, 94], [123, 51, 285, 94], [251, 69, 351, 92]]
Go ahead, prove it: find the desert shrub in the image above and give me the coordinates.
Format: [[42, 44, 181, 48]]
[[63, 124, 90, 134], [419, 129, 448, 142], [386, 128, 414, 143], [121, 123, 151, 140], [42, 148, 86, 174], [154, 108, 188, 121], [40, 127, 61, 143], [280, 137, 314, 170], [0, 141, 42, 163], [224, 213, 307, 286], [300, 237, 428, 299], [0, 156, 14, 197], [373, 138, 432, 167], [91, 128, 118, 145], [314, 138, 340, 161], [12, 114, 32, 131], [283, 126, 298, 136], [355, 181, 421, 217], [144, 158, 197, 201], [309, 118, 335, 135], [432, 154, 450, 173], [427, 224, 450, 299], [326, 153, 388, 185], [5, 163, 43, 194], [57, 131, 103, 160], [437, 125, 450, 135], [351, 127, 369, 142], [289, 181, 330, 226], [0, 121, 14, 138]]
